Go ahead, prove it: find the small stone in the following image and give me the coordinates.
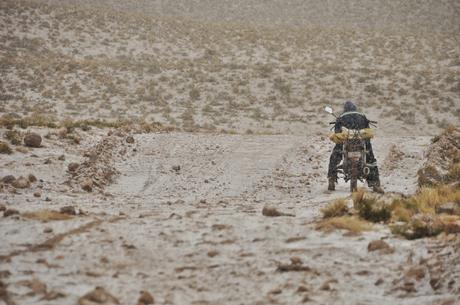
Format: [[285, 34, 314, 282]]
[[367, 240, 392, 252], [28, 174, 37, 183], [172, 165, 181, 172], [57, 127, 68, 138], [60, 206, 76, 215], [68, 162, 79, 172], [137, 291, 154, 305], [12, 176, 30, 189], [268, 288, 282, 295], [297, 285, 309, 292], [2, 175, 16, 184], [24, 133, 42, 148], [290, 256, 303, 265], [45, 197, 52, 202], [262, 205, 294, 217], [207, 250, 219, 257], [78, 287, 119, 305], [4, 209, 19, 217], [33, 191, 41, 198], [126, 136, 135, 144], [81, 179, 93, 192], [405, 266, 426, 281], [58, 155, 66, 161], [44, 227, 53, 233]]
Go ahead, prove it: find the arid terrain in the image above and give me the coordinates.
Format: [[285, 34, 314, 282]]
[[0, 1, 459, 305]]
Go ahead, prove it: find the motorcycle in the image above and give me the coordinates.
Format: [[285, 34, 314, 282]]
[[324, 106, 376, 192]]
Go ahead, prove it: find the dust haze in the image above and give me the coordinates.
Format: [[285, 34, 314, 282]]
[[0, 1, 459, 305]]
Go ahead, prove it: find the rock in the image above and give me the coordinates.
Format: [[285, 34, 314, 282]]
[[2, 175, 16, 184], [3, 209, 19, 217], [296, 285, 309, 293], [262, 205, 295, 217], [28, 174, 37, 183], [68, 162, 79, 172], [12, 176, 30, 189], [319, 282, 331, 291], [24, 133, 42, 148], [58, 154, 66, 161], [57, 127, 68, 138], [78, 287, 119, 305], [43, 227, 53, 233], [290, 256, 303, 265], [33, 192, 41, 198], [60, 206, 76, 215], [41, 291, 66, 301], [436, 202, 459, 215], [17, 278, 47, 295], [268, 288, 282, 295], [405, 266, 426, 281], [207, 250, 219, 257], [81, 179, 93, 192], [137, 291, 154, 305], [367, 240, 392, 253], [126, 136, 135, 144], [172, 165, 181, 172]]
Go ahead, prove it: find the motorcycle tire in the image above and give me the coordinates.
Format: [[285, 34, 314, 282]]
[[350, 160, 358, 193]]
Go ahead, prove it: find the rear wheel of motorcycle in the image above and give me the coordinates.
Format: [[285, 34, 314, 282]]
[[350, 160, 358, 193]]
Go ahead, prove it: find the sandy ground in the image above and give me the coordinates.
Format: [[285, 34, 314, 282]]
[[1, 0, 459, 304], [1, 129, 458, 305]]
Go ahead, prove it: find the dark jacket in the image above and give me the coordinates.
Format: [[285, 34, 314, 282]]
[[334, 101, 370, 133], [334, 111, 370, 133]]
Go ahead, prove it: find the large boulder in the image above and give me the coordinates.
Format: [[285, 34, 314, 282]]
[[24, 133, 42, 148]]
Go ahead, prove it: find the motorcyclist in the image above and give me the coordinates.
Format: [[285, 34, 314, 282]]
[[327, 101, 384, 193]]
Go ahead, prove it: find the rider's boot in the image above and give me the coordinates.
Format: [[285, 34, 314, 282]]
[[372, 185, 384, 194], [328, 178, 335, 191]]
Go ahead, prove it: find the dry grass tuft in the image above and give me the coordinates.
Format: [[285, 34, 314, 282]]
[[22, 210, 74, 221], [0, 141, 13, 154], [316, 216, 372, 233], [4, 130, 23, 145], [321, 199, 349, 218], [353, 190, 392, 223]]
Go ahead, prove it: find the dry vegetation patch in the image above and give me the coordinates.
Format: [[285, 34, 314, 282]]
[[320, 127, 460, 239], [1, 0, 458, 134], [316, 216, 373, 233], [22, 210, 74, 221]]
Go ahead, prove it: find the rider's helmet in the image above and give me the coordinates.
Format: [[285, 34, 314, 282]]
[[343, 101, 357, 113]]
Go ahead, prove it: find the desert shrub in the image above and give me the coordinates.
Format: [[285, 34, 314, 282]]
[[316, 216, 372, 233], [321, 199, 349, 218], [391, 214, 445, 240], [4, 130, 22, 145], [353, 190, 392, 223], [357, 198, 392, 223], [0, 141, 13, 154], [417, 165, 442, 187], [446, 162, 460, 183]]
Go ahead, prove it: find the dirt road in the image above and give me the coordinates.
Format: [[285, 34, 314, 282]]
[[2, 132, 458, 305]]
